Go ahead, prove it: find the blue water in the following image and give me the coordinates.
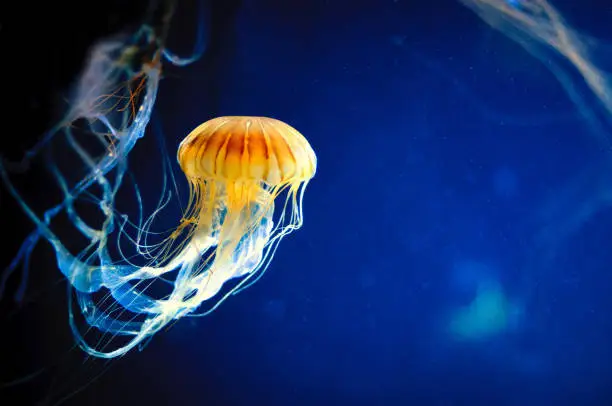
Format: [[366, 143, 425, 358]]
[[2, 0, 612, 405]]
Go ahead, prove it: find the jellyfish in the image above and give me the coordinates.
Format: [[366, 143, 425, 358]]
[[444, 261, 522, 342], [458, 0, 612, 146], [5, 116, 315, 359], [448, 279, 523, 342], [79, 116, 315, 357]]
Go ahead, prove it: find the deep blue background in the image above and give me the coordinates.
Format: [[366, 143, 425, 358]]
[[2, 1, 612, 405]]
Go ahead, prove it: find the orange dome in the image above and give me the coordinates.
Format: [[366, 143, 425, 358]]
[[178, 116, 316, 185]]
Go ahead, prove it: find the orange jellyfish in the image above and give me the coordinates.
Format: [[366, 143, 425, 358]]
[[51, 116, 317, 357]]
